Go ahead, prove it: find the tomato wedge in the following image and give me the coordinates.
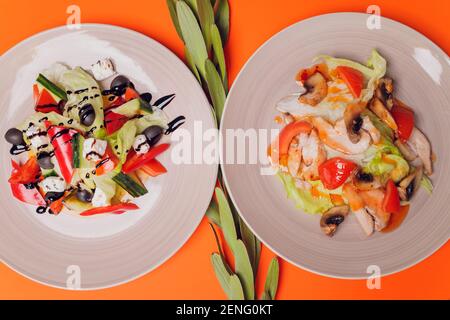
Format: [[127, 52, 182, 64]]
[[105, 111, 128, 135], [140, 159, 167, 177], [319, 157, 358, 190], [122, 143, 170, 174], [391, 100, 414, 141], [336, 66, 364, 98], [10, 183, 46, 206], [383, 179, 400, 214], [80, 202, 139, 216], [9, 158, 41, 184], [270, 121, 312, 166], [46, 124, 78, 183]]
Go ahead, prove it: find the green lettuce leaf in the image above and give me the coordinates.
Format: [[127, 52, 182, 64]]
[[420, 175, 433, 194], [278, 172, 333, 214], [107, 121, 137, 164]]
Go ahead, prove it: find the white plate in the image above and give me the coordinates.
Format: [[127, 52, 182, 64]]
[[221, 13, 450, 278], [0, 24, 217, 289]]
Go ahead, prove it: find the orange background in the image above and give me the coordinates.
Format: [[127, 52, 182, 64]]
[[0, 0, 449, 299]]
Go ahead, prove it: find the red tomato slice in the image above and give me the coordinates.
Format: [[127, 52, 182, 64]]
[[336, 66, 364, 98], [270, 121, 313, 166], [319, 157, 358, 190], [104, 111, 128, 135], [10, 183, 46, 206], [140, 159, 167, 177], [80, 203, 139, 216], [122, 144, 170, 174], [383, 179, 400, 214], [391, 101, 414, 141]]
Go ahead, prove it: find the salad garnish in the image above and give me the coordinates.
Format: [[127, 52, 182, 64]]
[[270, 50, 434, 237], [4, 61, 184, 216]]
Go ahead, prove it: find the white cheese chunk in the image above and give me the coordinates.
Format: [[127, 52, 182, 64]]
[[26, 124, 51, 150], [83, 138, 107, 161], [40, 176, 66, 193], [91, 187, 110, 207], [133, 134, 150, 155], [90, 58, 116, 81]]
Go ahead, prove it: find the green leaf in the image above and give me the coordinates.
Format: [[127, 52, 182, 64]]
[[185, 47, 201, 82], [232, 240, 255, 300], [206, 198, 221, 226], [211, 23, 227, 90], [239, 217, 261, 277], [262, 258, 279, 300], [177, 1, 208, 77], [205, 59, 226, 121], [215, 0, 230, 44], [211, 253, 245, 300], [215, 188, 255, 300], [421, 175, 433, 194], [184, 0, 198, 13], [197, 0, 215, 51], [166, 0, 184, 41]]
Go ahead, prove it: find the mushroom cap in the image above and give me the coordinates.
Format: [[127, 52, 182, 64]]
[[320, 205, 349, 236]]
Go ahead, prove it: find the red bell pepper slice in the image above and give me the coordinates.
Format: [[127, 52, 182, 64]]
[[46, 124, 78, 183], [319, 157, 358, 190], [95, 146, 120, 176], [104, 111, 128, 135], [270, 121, 312, 166], [34, 87, 61, 114], [33, 84, 40, 104], [391, 101, 414, 142], [122, 144, 170, 174], [139, 159, 167, 177], [49, 197, 65, 215], [383, 179, 401, 214], [80, 202, 139, 216], [10, 183, 46, 206], [9, 158, 41, 184], [336, 66, 364, 98]]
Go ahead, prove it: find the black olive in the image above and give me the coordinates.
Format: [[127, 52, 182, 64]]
[[140, 92, 152, 103], [37, 151, 54, 169], [356, 171, 374, 182], [79, 104, 96, 126], [24, 182, 37, 190], [4, 128, 25, 145], [406, 181, 415, 200], [110, 75, 132, 96], [325, 215, 345, 226], [352, 116, 363, 133], [143, 125, 163, 147], [76, 189, 93, 203], [45, 191, 65, 203]]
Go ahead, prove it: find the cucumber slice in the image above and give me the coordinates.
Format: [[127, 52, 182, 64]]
[[42, 169, 58, 178], [36, 73, 67, 101], [63, 193, 93, 211], [112, 172, 148, 198], [72, 133, 91, 169]]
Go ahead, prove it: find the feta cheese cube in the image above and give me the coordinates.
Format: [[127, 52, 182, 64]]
[[133, 134, 150, 155], [92, 187, 110, 207], [90, 58, 116, 81], [26, 124, 50, 149], [40, 176, 66, 193], [83, 138, 107, 161]]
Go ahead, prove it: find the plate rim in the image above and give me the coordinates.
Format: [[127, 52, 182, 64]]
[[220, 12, 449, 279], [0, 23, 218, 290]]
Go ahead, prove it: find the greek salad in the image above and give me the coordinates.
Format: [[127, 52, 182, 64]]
[[269, 50, 434, 237], [4, 59, 184, 216]]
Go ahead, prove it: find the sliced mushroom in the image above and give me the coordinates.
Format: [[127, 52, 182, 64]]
[[369, 97, 398, 131], [298, 72, 328, 106], [395, 139, 417, 162], [344, 103, 365, 143], [407, 127, 433, 175], [398, 166, 424, 201], [375, 78, 394, 110], [361, 116, 381, 144], [353, 207, 375, 236], [320, 205, 349, 237], [352, 170, 381, 191]]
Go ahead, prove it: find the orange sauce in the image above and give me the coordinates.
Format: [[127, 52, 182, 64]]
[[274, 115, 283, 124], [382, 205, 410, 233], [328, 86, 341, 94], [330, 194, 345, 206], [326, 95, 349, 103]]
